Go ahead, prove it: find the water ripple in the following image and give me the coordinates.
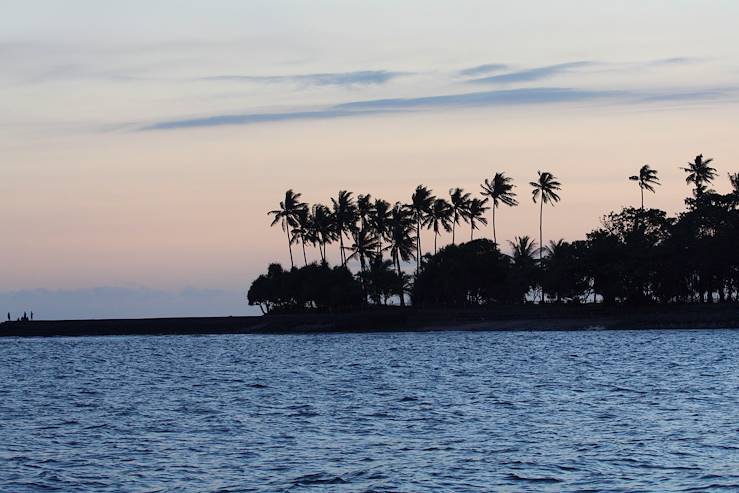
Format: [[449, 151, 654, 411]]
[[1, 329, 739, 491]]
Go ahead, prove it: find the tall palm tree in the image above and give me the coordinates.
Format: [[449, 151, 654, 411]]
[[410, 185, 435, 272], [310, 204, 335, 263], [681, 154, 717, 197], [331, 190, 358, 265], [268, 189, 307, 269], [290, 207, 311, 266], [384, 203, 416, 307], [423, 198, 453, 253], [369, 198, 391, 255], [465, 197, 490, 241], [530, 171, 562, 301], [480, 172, 518, 244], [629, 164, 660, 210], [449, 187, 471, 245]]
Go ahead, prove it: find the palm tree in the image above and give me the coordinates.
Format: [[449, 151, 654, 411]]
[[509, 235, 538, 264], [268, 189, 307, 269], [310, 204, 335, 263], [357, 194, 373, 229], [423, 198, 453, 253], [728, 172, 739, 194], [465, 197, 490, 241], [369, 198, 392, 255], [449, 187, 471, 245], [629, 164, 660, 210], [331, 190, 358, 265], [508, 235, 538, 303], [410, 185, 435, 272], [345, 228, 380, 277], [681, 154, 717, 197], [480, 172, 518, 244], [384, 203, 416, 306], [530, 171, 562, 301], [290, 207, 311, 266]]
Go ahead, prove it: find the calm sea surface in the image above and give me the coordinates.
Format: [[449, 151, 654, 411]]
[[1, 329, 739, 492]]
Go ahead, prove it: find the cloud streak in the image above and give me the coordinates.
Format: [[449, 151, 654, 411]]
[[468, 61, 595, 84], [201, 70, 407, 86], [142, 87, 621, 130], [459, 63, 509, 77]]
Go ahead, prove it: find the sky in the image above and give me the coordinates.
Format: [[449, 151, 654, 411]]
[[2, 1, 739, 319]]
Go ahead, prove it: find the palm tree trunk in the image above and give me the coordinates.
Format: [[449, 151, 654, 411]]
[[285, 224, 294, 269], [492, 206, 497, 244], [641, 187, 644, 210], [395, 254, 405, 307], [416, 217, 421, 274], [452, 215, 456, 245], [539, 200, 543, 303], [470, 221, 473, 241], [301, 237, 307, 266], [339, 232, 345, 265], [434, 231, 438, 254]]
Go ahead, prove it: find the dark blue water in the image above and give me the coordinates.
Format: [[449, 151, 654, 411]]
[[1, 330, 739, 492]]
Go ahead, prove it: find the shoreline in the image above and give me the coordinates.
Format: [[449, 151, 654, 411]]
[[1, 304, 738, 337]]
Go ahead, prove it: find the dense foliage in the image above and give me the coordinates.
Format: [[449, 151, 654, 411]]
[[251, 157, 739, 312]]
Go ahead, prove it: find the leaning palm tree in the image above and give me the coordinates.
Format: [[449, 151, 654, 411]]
[[331, 190, 358, 265], [465, 197, 490, 241], [530, 171, 562, 301], [369, 198, 392, 255], [310, 204, 335, 263], [410, 185, 435, 272], [681, 154, 717, 197], [629, 164, 660, 210], [268, 189, 307, 269], [384, 203, 416, 307], [449, 187, 471, 245], [423, 198, 453, 253], [480, 172, 518, 244]]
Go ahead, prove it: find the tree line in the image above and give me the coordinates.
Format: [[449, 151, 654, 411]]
[[248, 155, 739, 313]]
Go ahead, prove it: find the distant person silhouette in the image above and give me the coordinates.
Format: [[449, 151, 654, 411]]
[[30, 311, 34, 321], [6, 312, 9, 321], [22, 312, 28, 322]]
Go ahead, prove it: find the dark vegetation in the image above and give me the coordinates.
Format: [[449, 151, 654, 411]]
[[249, 156, 739, 314]]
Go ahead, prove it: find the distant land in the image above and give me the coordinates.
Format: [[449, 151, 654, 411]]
[[1, 304, 737, 338]]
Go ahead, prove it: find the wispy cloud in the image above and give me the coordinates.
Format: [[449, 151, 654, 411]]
[[468, 61, 595, 84], [649, 57, 703, 66], [201, 70, 407, 86], [459, 63, 509, 77], [141, 83, 736, 131], [142, 87, 620, 130]]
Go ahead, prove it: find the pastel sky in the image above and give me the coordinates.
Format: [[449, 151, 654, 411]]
[[2, 1, 739, 319]]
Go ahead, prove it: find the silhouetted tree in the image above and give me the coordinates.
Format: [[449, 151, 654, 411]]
[[269, 190, 307, 269], [480, 172, 518, 244], [508, 236, 538, 302], [369, 198, 392, 255], [465, 197, 489, 241], [530, 171, 562, 301], [423, 197, 453, 253], [331, 190, 358, 265], [629, 164, 660, 210], [410, 185, 435, 273], [682, 154, 717, 198], [309, 204, 335, 263], [449, 187, 471, 245], [385, 203, 416, 306], [729, 172, 739, 195]]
